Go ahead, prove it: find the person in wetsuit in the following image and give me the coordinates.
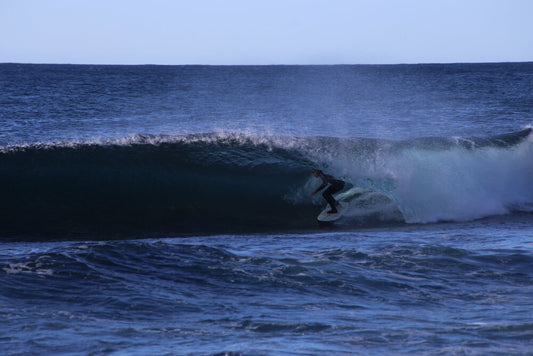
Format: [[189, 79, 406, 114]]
[[311, 168, 345, 214]]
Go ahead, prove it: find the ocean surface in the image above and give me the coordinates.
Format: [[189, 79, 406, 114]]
[[1, 62, 532, 355]]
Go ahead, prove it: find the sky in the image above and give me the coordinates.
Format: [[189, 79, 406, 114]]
[[1, 0, 533, 65]]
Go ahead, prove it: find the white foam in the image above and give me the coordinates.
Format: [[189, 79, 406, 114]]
[[3, 261, 54, 277], [329, 139, 533, 223]]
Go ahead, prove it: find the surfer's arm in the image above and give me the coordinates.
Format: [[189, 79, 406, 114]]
[[312, 182, 328, 195]]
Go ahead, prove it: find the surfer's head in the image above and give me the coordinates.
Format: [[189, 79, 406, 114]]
[[311, 168, 322, 177]]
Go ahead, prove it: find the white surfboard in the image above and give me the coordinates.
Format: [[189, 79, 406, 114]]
[[317, 202, 348, 222]]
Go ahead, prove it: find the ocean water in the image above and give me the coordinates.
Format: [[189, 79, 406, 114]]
[[1, 62, 532, 355]]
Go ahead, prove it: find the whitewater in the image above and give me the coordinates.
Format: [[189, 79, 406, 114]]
[[1, 63, 532, 355]]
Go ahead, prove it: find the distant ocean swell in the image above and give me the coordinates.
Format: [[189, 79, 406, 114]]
[[0, 128, 531, 238]]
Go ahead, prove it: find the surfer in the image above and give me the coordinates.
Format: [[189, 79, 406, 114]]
[[311, 168, 345, 214]]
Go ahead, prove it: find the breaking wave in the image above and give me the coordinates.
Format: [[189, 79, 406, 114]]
[[0, 128, 531, 239]]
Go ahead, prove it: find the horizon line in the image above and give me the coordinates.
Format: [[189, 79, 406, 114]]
[[2, 60, 533, 67]]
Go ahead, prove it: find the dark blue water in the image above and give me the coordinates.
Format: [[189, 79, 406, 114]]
[[1, 63, 532, 355]]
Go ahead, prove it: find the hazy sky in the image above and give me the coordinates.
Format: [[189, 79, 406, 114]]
[[2, 0, 533, 65]]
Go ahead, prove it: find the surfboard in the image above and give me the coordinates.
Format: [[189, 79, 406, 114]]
[[317, 202, 348, 222]]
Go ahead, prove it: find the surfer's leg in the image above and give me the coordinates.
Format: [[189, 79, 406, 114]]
[[323, 187, 339, 213], [331, 181, 345, 196], [323, 182, 345, 213]]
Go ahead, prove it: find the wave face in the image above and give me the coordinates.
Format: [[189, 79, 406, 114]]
[[0, 128, 531, 238]]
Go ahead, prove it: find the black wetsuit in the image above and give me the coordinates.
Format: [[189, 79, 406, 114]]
[[315, 172, 345, 212]]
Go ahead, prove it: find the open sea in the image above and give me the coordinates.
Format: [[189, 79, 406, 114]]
[[1, 62, 532, 355]]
